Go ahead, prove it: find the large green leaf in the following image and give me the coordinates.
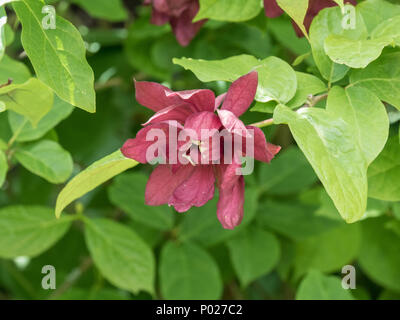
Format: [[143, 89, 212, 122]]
[[0, 205, 73, 258], [350, 52, 400, 110], [226, 226, 280, 287], [274, 86, 388, 223], [296, 270, 354, 300], [324, 35, 393, 69], [85, 218, 155, 294], [55, 150, 138, 217], [371, 15, 400, 46], [309, 7, 367, 82], [357, 0, 400, 33], [195, 0, 262, 22], [359, 217, 400, 292], [259, 147, 318, 195], [8, 96, 74, 142], [0, 78, 53, 126], [0, 6, 6, 61], [257, 200, 342, 241], [293, 223, 361, 279], [0, 148, 6, 187], [13, 0, 95, 112], [368, 136, 400, 201], [159, 241, 222, 299], [14, 140, 73, 184], [174, 55, 297, 103], [70, 0, 128, 22], [276, 0, 309, 39], [108, 172, 175, 231]]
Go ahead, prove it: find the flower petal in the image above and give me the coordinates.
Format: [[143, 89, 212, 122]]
[[184, 111, 222, 140], [173, 89, 215, 113], [135, 81, 182, 112], [221, 71, 258, 117], [170, 165, 215, 212], [217, 109, 249, 137], [215, 92, 227, 110], [143, 103, 195, 126], [243, 126, 281, 163], [145, 164, 195, 206], [264, 0, 284, 18]]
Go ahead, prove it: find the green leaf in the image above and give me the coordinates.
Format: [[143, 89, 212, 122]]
[[296, 270, 354, 300], [371, 15, 400, 46], [195, 0, 262, 22], [309, 7, 367, 82], [350, 52, 400, 110], [0, 205, 72, 258], [55, 150, 138, 217], [368, 136, 400, 201], [276, 0, 309, 39], [14, 140, 73, 184], [257, 200, 342, 241], [293, 223, 361, 278], [108, 172, 174, 231], [324, 35, 393, 69], [273, 86, 389, 223], [286, 72, 327, 109], [84, 218, 155, 294], [0, 148, 7, 187], [259, 147, 318, 195], [13, 0, 96, 112], [0, 54, 31, 85], [8, 96, 74, 142], [69, 0, 128, 22], [174, 55, 297, 104], [226, 226, 280, 287], [358, 0, 400, 33], [178, 187, 258, 247], [159, 241, 223, 299], [0, 6, 6, 61], [359, 217, 400, 292], [0, 78, 53, 127]]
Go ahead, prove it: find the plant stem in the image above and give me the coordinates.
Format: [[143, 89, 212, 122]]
[[249, 118, 274, 128]]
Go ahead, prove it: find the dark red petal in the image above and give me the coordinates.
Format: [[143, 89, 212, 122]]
[[215, 92, 227, 110], [221, 71, 258, 117], [143, 103, 195, 126], [243, 126, 281, 163], [135, 81, 182, 112], [264, 0, 284, 18], [184, 111, 222, 140], [145, 164, 195, 206], [170, 165, 215, 212], [174, 89, 216, 113], [217, 109, 249, 137]]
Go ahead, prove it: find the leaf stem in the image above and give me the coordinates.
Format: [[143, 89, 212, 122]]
[[7, 118, 28, 148], [249, 118, 274, 128]]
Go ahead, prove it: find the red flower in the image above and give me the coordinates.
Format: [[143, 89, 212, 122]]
[[264, 0, 357, 37], [121, 72, 281, 229], [144, 0, 206, 46]]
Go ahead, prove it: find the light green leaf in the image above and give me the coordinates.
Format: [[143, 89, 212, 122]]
[[371, 15, 400, 46], [368, 136, 400, 201], [0, 148, 7, 187], [358, 0, 400, 33], [350, 52, 400, 110], [309, 7, 367, 82], [0, 54, 31, 84], [257, 200, 342, 241], [195, 0, 262, 22], [293, 223, 361, 278], [13, 0, 95, 112], [276, 0, 309, 39], [159, 241, 222, 299], [273, 86, 388, 223], [8, 96, 74, 142], [70, 0, 128, 22], [174, 55, 297, 104], [85, 218, 154, 294], [108, 172, 175, 231], [287, 72, 327, 109], [0, 78, 53, 127], [55, 150, 138, 218], [259, 147, 318, 195], [359, 217, 400, 292], [0, 205, 73, 259], [0, 6, 7, 61], [324, 35, 393, 69], [14, 140, 73, 184], [178, 187, 258, 247], [296, 270, 354, 300], [226, 226, 280, 287]]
